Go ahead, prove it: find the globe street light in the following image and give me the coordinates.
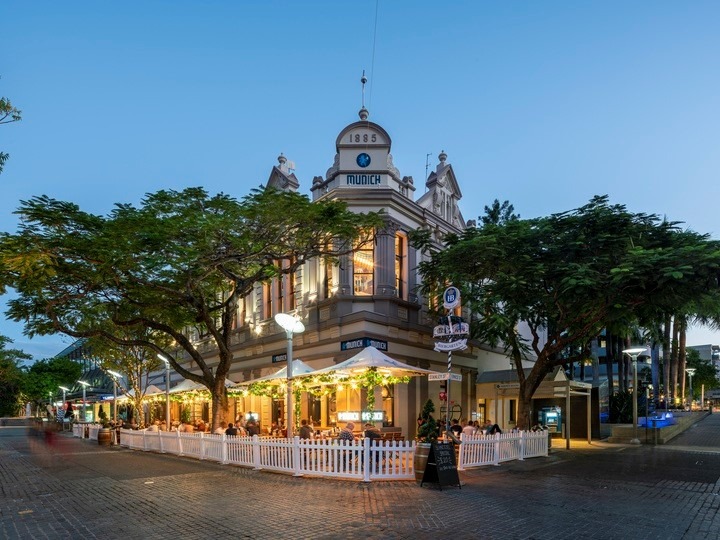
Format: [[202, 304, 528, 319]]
[[622, 347, 647, 444], [685, 368, 696, 410], [274, 312, 305, 439], [157, 354, 172, 429], [77, 380, 90, 422], [107, 370, 123, 423]]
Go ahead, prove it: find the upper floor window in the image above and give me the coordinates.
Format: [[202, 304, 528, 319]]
[[395, 233, 406, 300], [353, 241, 374, 296]]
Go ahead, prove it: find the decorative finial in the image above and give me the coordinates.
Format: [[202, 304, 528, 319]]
[[361, 70, 367, 108], [439, 150, 447, 163], [359, 70, 369, 120], [278, 153, 287, 166]]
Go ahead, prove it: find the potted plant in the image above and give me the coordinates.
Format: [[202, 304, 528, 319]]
[[97, 405, 113, 446], [414, 399, 439, 483]]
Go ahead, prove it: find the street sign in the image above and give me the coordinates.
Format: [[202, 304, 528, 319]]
[[442, 286, 461, 310], [433, 339, 468, 352], [428, 373, 463, 382], [496, 383, 520, 389]]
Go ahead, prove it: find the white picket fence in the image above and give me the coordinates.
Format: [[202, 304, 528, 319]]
[[457, 431, 548, 469], [118, 430, 416, 481], [107, 428, 548, 482]]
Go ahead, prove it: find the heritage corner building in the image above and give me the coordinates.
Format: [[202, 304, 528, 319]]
[[165, 105, 514, 437]]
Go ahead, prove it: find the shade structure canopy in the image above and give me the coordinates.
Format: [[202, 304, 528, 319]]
[[169, 378, 235, 394], [124, 384, 163, 398], [297, 346, 441, 381], [233, 359, 316, 387]]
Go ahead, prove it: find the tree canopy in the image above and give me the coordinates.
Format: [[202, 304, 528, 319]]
[[0, 186, 383, 428], [0, 335, 31, 417], [412, 195, 720, 428], [0, 80, 22, 174]]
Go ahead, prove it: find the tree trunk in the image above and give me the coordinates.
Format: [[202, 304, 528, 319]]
[[620, 336, 629, 392], [605, 330, 615, 393], [671, 317, 679, 406], [663, 314, 671, 407], [210, 380, 230, 431], [624, 336, 632, 392], [679, 317, 687, 407]]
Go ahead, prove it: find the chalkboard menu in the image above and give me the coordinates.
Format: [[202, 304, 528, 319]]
[[420, 442, 461, 489]]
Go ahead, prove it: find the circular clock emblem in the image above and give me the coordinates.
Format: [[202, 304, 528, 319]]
[[356, 152, 371, 168]]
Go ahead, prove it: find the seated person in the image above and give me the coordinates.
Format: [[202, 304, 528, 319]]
[[225, 422, 238, 436], [363, 422, 383, 442], [214, 421, 227, 435], [338, 422, 356, 442], [450, 419, 463, 436], [462, 420, 477, 437]]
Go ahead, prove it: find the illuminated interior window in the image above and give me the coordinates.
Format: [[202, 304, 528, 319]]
[[353, 241, 374, 296], [395, 233, 406, 299]]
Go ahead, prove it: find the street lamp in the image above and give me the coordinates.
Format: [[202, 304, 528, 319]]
[[622, 347, 647, 444], [107, 370, 123, 423], [274, 312, 305, 439], [77, 380, 90, 422], [157, 354, 172, 429], [685, 368, 696, 410], [59, 386, 69, 406]]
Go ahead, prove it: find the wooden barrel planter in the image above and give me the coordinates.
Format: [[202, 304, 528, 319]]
[[98, 427, 113, 446], [414, 442, 432, 484]]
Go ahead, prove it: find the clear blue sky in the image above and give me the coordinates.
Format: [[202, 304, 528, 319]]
[[2, 1, 720, 360]]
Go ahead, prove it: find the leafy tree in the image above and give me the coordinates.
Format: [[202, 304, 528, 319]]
[[479, 199, 519, 226], [0, 80, 22, 174], [86, 330, 165, 427], [22, 356, 82, 407], [685, 348, 719, 402], [0, 335, 31, 416], [0, 187, 383, 430], [412, 196, 720, 429]]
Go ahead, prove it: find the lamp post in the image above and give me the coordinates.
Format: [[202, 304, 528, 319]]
[[157, 354, 172, 429], [107, 370, 123, 423], [685, 368, 696, 410], [275, 312, 305, 439], [622, 347, 647, 444], [59, 386, 69, 406], [77, 380, 90, 422]]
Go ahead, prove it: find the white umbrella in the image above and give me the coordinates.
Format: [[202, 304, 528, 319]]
[[301, 346, 441, 379], [233, 359, 316, 387]]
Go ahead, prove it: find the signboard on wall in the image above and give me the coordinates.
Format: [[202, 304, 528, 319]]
[[340, 338, 388, 352]]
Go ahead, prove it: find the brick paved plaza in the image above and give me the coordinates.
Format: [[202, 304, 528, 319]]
[[2, 414, 720, 539]]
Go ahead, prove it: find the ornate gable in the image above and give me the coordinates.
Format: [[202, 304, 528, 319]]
[[265, 153, 299, 192], [416, 150, 465, 229]]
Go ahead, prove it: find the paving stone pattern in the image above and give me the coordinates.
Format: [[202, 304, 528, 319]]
[[2, 415, 720, 539]]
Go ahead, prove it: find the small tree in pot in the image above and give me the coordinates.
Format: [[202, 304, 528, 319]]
[[414, 399, 438, 483]]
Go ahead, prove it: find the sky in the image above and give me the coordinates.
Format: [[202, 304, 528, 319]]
[[2, 1, 720, 360]]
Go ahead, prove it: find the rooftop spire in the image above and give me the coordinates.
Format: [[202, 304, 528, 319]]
[[359, 70, 369, 120]]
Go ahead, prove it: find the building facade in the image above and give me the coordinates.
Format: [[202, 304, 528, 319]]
[[169, 105, 515, 438]]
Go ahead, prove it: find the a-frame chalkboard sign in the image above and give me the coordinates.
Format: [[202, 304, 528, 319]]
[[420, 442, 461, 489]]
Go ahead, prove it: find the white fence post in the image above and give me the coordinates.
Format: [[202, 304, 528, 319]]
[[177, 429, 183, 456], [199, 432, 206, 460], [293, 436, 302, 477], [457, 433, 465, 470], [519, 431, 526, 461], [221, 434, 228, 464], [158, 430, 164, 453], [252, 435, 261, 469], [493, 433, 501, 466], [362, 438, 371, 482]]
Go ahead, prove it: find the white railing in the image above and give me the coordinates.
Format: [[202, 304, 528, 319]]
[[117, 428, 548, 481], [73, 423, 102, 439], [118, 430, 417, 481], [457, 430, 548, 469]]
